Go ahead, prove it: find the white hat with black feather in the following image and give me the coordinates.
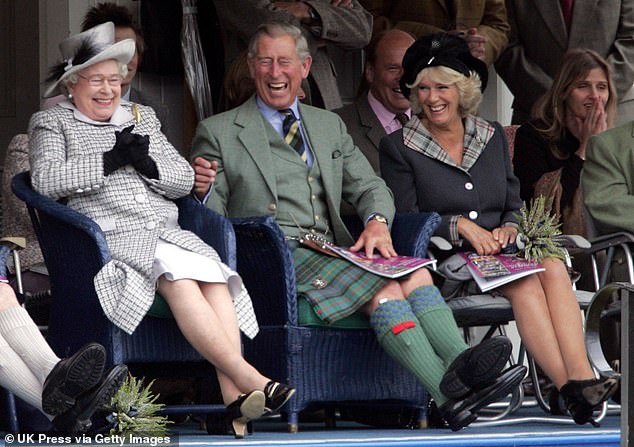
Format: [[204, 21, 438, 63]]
[[44, 22, 135, 98]]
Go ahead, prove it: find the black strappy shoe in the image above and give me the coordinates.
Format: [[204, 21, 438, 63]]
[[263, 381, 295, 413], [559, 376, 620, 426], [225, 390, 265, 439]]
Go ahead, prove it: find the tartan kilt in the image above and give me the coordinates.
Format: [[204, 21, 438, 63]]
[[293, 247, 390, 324]]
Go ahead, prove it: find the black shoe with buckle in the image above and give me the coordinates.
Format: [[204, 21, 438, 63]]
[[440, 336, 512, 399], [42, 343, 106, 416], [263, 381, 295, 413], [52, 364, 128, 434], [440, 365, 526, 431]]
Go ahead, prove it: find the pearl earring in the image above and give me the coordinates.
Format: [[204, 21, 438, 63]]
[[68, 93, 73, 100]]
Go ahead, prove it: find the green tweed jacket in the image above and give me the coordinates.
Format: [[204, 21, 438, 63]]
[[191, 96, 395, 247], [582, 121, 634, 235]]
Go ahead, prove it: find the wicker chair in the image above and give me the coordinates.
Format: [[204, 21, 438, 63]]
[[10, 172, 231, 419], [231, 211, 440, 432]]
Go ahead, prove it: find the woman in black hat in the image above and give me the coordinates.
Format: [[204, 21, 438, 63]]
[[380, 32, 619, 426]]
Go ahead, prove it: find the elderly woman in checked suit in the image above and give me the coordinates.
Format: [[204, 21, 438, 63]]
[[28, 22, 293, 438]]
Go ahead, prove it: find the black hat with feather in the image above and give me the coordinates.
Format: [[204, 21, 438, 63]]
[[44, 22, 135, 98], [399, 32, 488, 98]]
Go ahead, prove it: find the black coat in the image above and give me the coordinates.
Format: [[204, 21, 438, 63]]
[[380, 119, 522, 250]]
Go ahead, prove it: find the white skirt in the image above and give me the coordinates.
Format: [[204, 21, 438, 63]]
[[152, 239, 243, 299]]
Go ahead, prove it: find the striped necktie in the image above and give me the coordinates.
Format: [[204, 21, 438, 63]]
[[279, 108, 307, 162], [395, 113, 409, 126]]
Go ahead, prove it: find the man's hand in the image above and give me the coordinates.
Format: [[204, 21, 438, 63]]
[[192, 157, 218, 200], [272, 2, 312, 20], [463, 28, 486, 61], [350, 220, 397, 259], [458, 218, 501, 255], [330, 0, 353, 6]]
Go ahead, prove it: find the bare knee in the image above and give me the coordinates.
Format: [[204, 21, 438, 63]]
[[538, 258, 572, 285], [158, 277, 205, 310], [199, 281, 233, 302], [501, 274, 545, 303], [400, 267, 434, 297]]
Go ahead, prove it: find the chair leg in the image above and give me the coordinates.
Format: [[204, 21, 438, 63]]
[[415, 407, 428, 429], [287, 411, 299, 433], [324, 408, 337, 428], [529, 355, 551, 414], [5, 389, 19, 433]]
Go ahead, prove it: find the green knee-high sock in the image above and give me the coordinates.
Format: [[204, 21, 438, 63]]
[[370, 299, 448, 405], [407, 285, 468, 366]]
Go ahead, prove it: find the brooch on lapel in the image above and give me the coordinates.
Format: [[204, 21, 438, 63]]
[[132, 103, 141, 123]]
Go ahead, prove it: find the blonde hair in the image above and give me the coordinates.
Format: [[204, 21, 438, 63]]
[[407, 65, 482, 118]]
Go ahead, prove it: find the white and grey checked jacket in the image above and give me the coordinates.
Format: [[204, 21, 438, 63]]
[[28, 102, 258, 337]]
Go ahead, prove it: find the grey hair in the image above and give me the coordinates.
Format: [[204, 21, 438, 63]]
[[247, 22, 310, 62], [61, 61, 128, 93], [408, 65, 482, 118]]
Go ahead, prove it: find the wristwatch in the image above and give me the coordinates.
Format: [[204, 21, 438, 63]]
[[369, 213, 389, 226]]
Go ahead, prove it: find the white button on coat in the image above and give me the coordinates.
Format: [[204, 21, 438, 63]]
[[468, 211, 478, 219], [465, 182, 474, 190]]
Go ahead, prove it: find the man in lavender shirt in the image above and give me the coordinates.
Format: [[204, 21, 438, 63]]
[[335, 29, 415, 174]]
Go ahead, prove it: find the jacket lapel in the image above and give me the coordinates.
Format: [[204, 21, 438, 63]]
[[358, 96, 386, 151], [534, 1, 567, 49], [434, 0, 448, 15], [568, 0, 599, 45], [235, 97, 278, 199]]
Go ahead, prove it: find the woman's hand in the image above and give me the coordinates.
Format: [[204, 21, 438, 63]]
[[567, 97, 607, 159], [457, 218, 501, 255], [492, 226, 518, 249]]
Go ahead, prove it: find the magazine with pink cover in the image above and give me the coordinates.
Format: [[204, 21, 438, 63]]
[[459, 252, 545, 292], [300, 233, 436, 279]]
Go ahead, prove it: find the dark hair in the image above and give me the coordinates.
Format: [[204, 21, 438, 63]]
[[532, 49, 616, 158], [221, 50, 255, 111], [81, 2, 145, 58]]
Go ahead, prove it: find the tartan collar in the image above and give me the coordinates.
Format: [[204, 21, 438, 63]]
[[402, 115, 495, 170]]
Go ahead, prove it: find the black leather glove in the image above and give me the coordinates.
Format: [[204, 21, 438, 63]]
[[129, 134, 159, 179], [103, 125, 136, 176]]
